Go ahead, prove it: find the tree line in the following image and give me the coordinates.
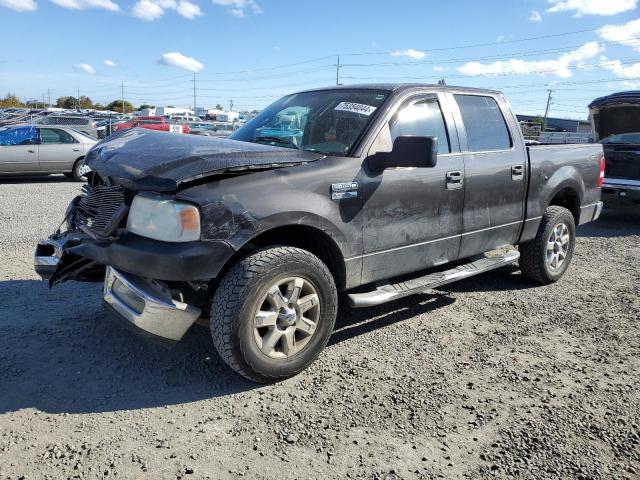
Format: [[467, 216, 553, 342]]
[[0, 93, 146, 113]]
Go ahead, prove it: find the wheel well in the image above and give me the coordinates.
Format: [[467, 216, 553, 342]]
[[230, 225, 347, 291], [549, 188, 580, 225]]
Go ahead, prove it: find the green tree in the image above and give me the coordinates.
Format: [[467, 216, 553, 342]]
[[138, 104, 155, 110], [0, 93, 24, 108], [106, 99, 135, 113], [92, 103, 105, 111], [78, 95, 93, 109], [25, 99, 43, 108], [215, 104, 223, 111], [531, 115, 545, 126], [56, 96, 78, 109]]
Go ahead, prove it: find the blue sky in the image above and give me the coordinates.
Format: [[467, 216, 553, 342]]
[[0, 0, 639, 117]]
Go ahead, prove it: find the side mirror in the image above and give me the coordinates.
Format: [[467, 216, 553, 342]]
[[369, 136, 438, 171]]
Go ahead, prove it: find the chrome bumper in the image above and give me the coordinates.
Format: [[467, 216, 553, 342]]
[[34, 237, 67, 280], [593, 201, 604, 221], [103, 267, 201, 342]]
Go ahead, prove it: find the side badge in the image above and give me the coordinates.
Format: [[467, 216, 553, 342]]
[[331, 182, 358, 200]]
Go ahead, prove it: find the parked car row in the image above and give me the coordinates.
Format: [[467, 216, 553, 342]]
[[0, 125, 96, 179]]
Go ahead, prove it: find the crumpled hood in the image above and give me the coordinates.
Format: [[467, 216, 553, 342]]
[[85, 128, 324, 191]]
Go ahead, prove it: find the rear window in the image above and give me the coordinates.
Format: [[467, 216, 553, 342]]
[[454, 95, 512, 152], [41, 117, 90, 126]]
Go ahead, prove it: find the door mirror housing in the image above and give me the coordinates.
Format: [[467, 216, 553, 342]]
[[369, 136, 438, 171]]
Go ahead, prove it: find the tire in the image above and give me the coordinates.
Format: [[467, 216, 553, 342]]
[[210, 247, 338, 383], [71, 158, 87, 182], [519, 205, 576, 284]]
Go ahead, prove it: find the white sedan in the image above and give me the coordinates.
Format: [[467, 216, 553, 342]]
[[0, 126, 97, 180]]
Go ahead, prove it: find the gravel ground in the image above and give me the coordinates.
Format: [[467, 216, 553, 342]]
[[0, 176, 638, 480]]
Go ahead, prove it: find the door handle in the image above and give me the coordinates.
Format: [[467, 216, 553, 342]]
[[73, 148, 80, 152], [446, 170, 464, 190], [28, 149, 35, 154], [511, 164, 524, 181]]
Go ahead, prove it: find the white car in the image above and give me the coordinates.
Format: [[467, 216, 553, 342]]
[[0, 126, 97, 180]]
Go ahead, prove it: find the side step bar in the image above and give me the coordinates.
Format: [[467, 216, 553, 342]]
[[347, 250, 520, 308]]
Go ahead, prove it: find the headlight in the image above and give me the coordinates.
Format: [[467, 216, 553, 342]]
[[127, 194, 201, 242]]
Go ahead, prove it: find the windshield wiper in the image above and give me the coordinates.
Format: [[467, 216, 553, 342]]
[[250, 135, 301, 150]]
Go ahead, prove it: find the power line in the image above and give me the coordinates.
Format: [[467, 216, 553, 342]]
[[341, 27, 600, 56]]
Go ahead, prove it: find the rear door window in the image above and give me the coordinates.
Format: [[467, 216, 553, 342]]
[[40, 128, 77, 144], [0, 127, 38, 146], [454, 95, 512, 152]]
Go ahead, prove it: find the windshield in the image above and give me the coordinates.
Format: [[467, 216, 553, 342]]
[[601, 132, 640, 144], [230, 89, 389, 155]]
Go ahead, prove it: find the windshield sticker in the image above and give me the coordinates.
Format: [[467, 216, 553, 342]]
[[334, 102, 377, 116]]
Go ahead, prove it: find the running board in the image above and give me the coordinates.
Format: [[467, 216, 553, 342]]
[[347, 250, 520, 308]]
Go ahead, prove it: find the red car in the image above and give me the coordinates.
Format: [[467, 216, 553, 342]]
[[113, 116, 190, 134]]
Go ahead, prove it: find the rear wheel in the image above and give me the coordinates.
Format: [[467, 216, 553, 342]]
[[210, 247, 337, 383], [519, 205, 576, 284]]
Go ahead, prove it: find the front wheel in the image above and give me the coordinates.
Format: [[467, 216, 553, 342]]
[[519, 205, 576, 284], [72, 158, 87, 181], [210, 247, 337, 383]]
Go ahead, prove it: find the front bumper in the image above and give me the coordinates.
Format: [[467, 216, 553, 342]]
[[103, 266, 201, 343], [34, 231, 236, 283]]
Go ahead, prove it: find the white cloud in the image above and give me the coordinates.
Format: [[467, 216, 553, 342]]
[[496, 35, 505, 42], [600, 55, 640, 77], [132, 0, 164, 19], [433, 66, 444, 72], [0, 0, 37, 11], [75, 63, 96, 74], [212, 0, 262, 17], [390, 49, 427, 60], [132, 0, 203, 20], [547, 0, 637, 16], [50, 0, 120, 11], [457, 41, 603, 78], [599, 19, 640, 52], [177, 0, 202, 18], [103, 59, 116, 67], [529, 10, 542, 22], [158, 52, 203, 72]]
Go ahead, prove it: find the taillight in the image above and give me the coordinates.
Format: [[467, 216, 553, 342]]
[[598, 154, 606, 187]]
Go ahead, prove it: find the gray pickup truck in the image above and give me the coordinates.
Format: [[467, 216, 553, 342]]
[[35, 84, 604, 382]]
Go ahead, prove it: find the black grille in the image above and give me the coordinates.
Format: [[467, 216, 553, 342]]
[[74, 183, 126, 232]]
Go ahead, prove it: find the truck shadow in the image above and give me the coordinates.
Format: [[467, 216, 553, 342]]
[[0, 279, 256, 415], [0, 279, 458, 415], [577, 205, 640, 238]]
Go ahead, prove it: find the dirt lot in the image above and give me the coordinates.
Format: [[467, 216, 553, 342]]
[[0, 176, 638, 480]]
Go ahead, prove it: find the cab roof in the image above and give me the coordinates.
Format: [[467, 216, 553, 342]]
[[297, 83, 502, 96]]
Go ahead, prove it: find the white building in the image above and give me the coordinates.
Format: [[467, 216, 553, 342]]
[[154, 106, 194, 117], [216, 111, 240, 123]]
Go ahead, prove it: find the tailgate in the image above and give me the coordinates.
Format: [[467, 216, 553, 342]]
[[603, 144, 640, 181]]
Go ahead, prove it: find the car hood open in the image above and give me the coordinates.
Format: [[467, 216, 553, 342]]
[[85, 128, 325, 192]]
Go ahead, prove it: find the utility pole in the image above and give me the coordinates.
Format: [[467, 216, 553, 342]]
[[542, 89, 553, 131], [229, 99, 234, 112], [47, 88, 51, 108], [336, 54, 341, 86], [77, 88, 81, 110], [121, 80, 125, 114], [193, 73, 197, 115]]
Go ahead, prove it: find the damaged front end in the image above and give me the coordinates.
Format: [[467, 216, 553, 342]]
[[34, 175, 129, 285], [34, 173, 206, 343]]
